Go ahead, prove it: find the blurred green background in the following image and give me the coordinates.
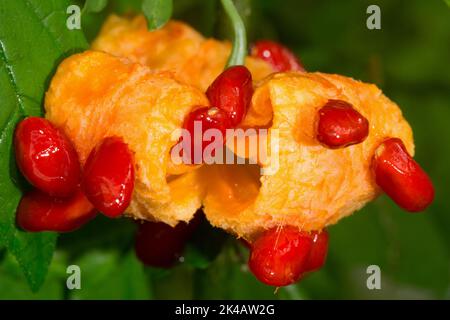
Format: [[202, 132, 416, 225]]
[[0, 0, 449, 299]]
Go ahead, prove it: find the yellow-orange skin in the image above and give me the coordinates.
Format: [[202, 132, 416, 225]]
[[45, 17, 414, 239]]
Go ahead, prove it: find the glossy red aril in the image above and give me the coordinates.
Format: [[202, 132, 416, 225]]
[[206, 65, 253, 126], [372, 138, 434, 212], [134, 215, 201, 268], [16, 187, 96, 232], [248, 226, 313, 287], [14, 117, 80, 197], [251, 40, 305, 72], [181, 106, 231, 164], [317, 99, 369, 148], [83, 136, 135, 218], [304, 230, 329, 272]]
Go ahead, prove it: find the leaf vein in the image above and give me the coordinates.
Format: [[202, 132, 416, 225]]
[[0, 40, 26, 120], [22, 0, 64, 53]]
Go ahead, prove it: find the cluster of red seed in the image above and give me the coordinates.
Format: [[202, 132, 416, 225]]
[[250, 41, 328, 286], [136, 41, 304, 270], [180, 65, 253, 164], [183, 40, 433, 287], [146, 41, 332, 286], [12, 40, 434, 289], [249, 41, 433, 287], [181, 40, 307, 165], [14, 117, 135, 232]]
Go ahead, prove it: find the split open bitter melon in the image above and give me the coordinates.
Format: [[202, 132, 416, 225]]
[[44, 15, 414, 241]]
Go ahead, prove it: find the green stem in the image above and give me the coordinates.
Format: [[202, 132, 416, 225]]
[[221, 0, 247, 67]]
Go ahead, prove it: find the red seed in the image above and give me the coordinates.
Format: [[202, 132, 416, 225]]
[[134, 216, 201, 268], [248, 226, 313, 287], [251, 40, 305, 72], [373, 138, 434, 212], [304, 230, 329, 273], [14, 117, 80, 197], [181, 106, 231, 164], [206, 65, 253, 126], [16, 187, 96, 232], [82, 136, 135, 218], [317, 99, 369, 148]]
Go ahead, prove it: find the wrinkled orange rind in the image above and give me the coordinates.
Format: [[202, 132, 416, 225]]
[[202, 72, 413, 239], [92, 15, 274, 91], [45, 50, 208, 226]]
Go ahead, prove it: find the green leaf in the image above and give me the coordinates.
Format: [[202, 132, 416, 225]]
[[445, 0, 450, 8], [83, 0, 109, 13], [0, 251, 67, 299], [0, 0, 88, 291], [69, 250, 152, 299], [142, 0, 173, 30]]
